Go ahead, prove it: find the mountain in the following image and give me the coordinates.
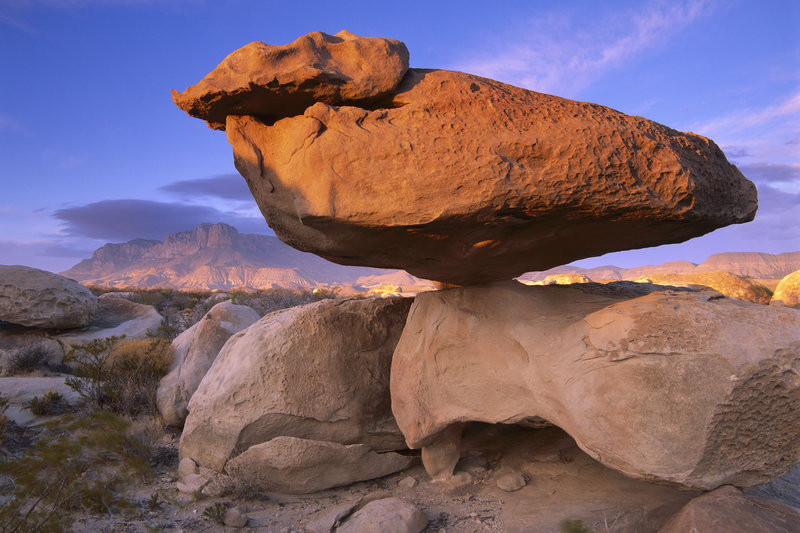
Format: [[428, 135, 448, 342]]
[[520, 252, 800, 284], [62, 223, 424, 291]]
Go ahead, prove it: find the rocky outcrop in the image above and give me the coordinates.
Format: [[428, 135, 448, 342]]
[[635, 271, 772, 303], [172, 31, 409, 130], [335, 497, 428, 533], [225, 436, 412, 494], [659, 486, 800, 533], [62, 222, 407, 290], [55, 297, 162, 348], [157, 301, 260, 426], [0, 376, 81, 425], [0, 265, 97, 329], [180, 297, 412, 472], [771, 270, 800, 307], [391, 281, 800, 490]]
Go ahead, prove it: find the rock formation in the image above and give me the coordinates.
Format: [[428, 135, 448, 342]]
[[391, 281, 800, 489], [634, 270, 772, 303], [174, 32, 756, 285], [0, 265, 97, 329], [180, 297, 412, 473], [157, 300, 260, 426], [54, 297, 162, 348], [771, 270, 800, 307]]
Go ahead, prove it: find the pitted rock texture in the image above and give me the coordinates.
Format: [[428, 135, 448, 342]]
[[221, 66, 756, 285], [0, 265, 97, 329], [180, 297, 412, 472], [771, 270, 800, 307], [390, 281, 800, 489], [157, 301, 260, 426], [172, 30, 409, 130], [225, 436, 412, 494]]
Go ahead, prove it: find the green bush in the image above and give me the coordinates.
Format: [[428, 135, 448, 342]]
[[27, 391, 66, 417]]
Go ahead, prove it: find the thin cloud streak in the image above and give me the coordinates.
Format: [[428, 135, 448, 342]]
[[455, 0, 712, 96], [160, 174, 253, 201]]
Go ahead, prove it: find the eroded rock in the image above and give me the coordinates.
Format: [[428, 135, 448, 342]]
[[772, 270, 800, 307], [391, 281, 800, 489], [54, 297, 162, 348], [172, 30, 409, 130], [335, 497, 428, 533], [0, 265, 97, 329], [157, 301, 260, 426], [636, 270, 772, 303], [180, 297, 412, 471]]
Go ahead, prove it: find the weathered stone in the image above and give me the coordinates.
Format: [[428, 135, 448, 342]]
[[391, 281, 800, 489], [772, 270, 800, 307], [749, 464, 800, 510], [636, 270, 772, 303], [223, 507, 248, 528], [157, 301, 260, 426], [0, 328, 65, 375], [0, 265, 97, 329], [180, 297, 411, 471], [225, 436, 412, 494], [659, 485, 800, 533], [172, 30, 409, 130], [496, 470, 527, 492], [54, 297, 162, 348], [335, 497, 428, 533], [176, 473, 208, 494], [0, 376, 81, 425], [222, 66, 756, 285]]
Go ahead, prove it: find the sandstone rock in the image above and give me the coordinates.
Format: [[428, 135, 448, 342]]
[[157, 301, 260, 426], [225, 436, 412, 494], [98, 291, 136, 301], [335, 497, 428, 533], [55, 297, 162, 348], [543, 273, 593, 285], [749, 464, 800, 510], [398, 476, 418, 489], [223, 507, 248, 528], [0, 377, 81, 425], [496, 470, 527, 492], [0, 265, 97, 329], [219, 64, 755, 285], [176, 473, 208, 494], [177, 457, 198, 479], [172, 30, 409, 130], [772, 270, 800, 307], [391, 281, 800, 489], [180, 297, 411, 471], [0, 328, 65, 375], [636, 270, 772, 303], [659, 485, 800, 533]]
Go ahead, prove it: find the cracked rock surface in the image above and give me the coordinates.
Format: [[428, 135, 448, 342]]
[[390, 281, 800, 489]]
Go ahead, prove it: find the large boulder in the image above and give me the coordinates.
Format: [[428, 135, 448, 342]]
[[390, 281, 800, 490], [0, 265, 97, 329], [169, 34, 759, 285], [772, 270, 800, 307], [659, 485, 800, 533], [225, 436, 412, 494], [636, 270, 772, 303], [180, 297, 412, 472], [157, 301, 260, 426], [54, 297, 162, 348], [172, 30, 409, 130]]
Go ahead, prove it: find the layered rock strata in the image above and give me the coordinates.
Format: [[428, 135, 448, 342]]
[[173, 32, 756, 285], [390, 281, 800, 490], [180, 297, 412, 472]]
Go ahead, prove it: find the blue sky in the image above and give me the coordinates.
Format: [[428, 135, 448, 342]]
[[1, 0, 798, 273]]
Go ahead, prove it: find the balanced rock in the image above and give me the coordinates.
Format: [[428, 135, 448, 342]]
[[157, 301, 260, 426], [659, 485, 800, 533], [180, 297, 411, 471], [172, 30, 409, 130], [390, 281, 800, 490], [636, 271, 772, 303], [0, 265, 97, 329], [169, 31, 759, 284], [226, 436, 412, 494], [772, 270, 800, 307]]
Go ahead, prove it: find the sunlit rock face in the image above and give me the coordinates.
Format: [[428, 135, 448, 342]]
[[173, 31, 756, 285]]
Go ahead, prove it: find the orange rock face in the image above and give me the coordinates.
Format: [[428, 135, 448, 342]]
[[172, 30, 409, 130], [177, 32, 758, 285]]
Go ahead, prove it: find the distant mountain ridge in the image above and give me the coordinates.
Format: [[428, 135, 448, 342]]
[[520, 251, 800, 282], [62, 223, 419, 290]]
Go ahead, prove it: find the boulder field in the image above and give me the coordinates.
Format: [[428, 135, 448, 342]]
[[172, 29, 798, 526]]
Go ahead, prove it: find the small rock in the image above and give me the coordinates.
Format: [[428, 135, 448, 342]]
[[398, 476, 418, 489], [336, 497, 428, 533], [177, 457, 198, 480], [496, 470, 526, 492], [224, 507, 248, 528], [176, 473, 207, 494], [458, 452, 489, 475]]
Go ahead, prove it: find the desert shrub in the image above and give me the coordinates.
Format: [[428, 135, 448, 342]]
[[202, 502, 228, 524], [27, 391, 67, 417], [560, 518, 591, 533], [6, 343, 48, 375], [0, 411, 151, 533], [65, 336, 172, 416], [312, 286, 342, 301], [231, 287, 315, 316]]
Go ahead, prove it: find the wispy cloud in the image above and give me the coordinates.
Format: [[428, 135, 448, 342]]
[[160, 174, 253, 201], [692, 92, 800, 137], [454, 0, 713, 96]]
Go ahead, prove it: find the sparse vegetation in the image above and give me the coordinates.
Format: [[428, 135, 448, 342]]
[[560, 518, 591, 533], [202, 501, 228, 524], [6, 342, 48, 375], [64, 336, 172, 417], [0, 411, 151, 532], [27, 391, 67, 417], [230, 287, 316, 316]]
